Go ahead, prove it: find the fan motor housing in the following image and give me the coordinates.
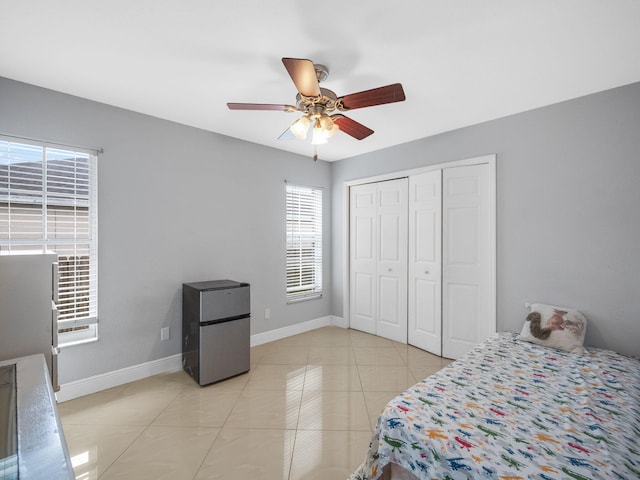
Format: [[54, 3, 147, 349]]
[[296, 87, 338, 114]]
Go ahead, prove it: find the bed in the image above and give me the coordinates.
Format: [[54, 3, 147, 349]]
[[350, 332, 640, 480]]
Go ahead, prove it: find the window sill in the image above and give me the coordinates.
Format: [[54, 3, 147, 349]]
[[58, 336, 98, 349], [286, 293, 323, 304]]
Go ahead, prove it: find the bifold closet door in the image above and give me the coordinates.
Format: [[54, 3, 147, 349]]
[[408, 170, 442, 355], [376, 179, 408, 343], [350, 178, 408, 343], [442, 163, 492, 359], [350, 183, 377, 335]]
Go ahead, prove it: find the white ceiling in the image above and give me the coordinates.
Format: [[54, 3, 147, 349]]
[[1, 1, 640, 161]]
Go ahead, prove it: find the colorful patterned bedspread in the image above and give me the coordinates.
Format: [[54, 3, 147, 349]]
[[350, 333, 640, 480]]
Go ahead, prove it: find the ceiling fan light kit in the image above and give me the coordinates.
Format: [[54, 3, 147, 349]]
[[290, 115, 311, 139], [311, 121, 328, 145], [227, 57, 406, 155]]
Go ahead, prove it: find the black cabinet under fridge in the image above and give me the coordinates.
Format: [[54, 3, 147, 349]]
[[182, 280, 250, 386]]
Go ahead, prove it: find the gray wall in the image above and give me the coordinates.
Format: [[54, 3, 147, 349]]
[[2, 76, 638, 386], [331, 81, 640, 356], [0, 77, 332, 383]]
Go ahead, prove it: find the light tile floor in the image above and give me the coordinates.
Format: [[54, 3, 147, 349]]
[[59, 326, 452, 480]]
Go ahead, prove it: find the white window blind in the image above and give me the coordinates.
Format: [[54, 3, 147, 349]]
[[0, 137, 98, 345], [286, 183, 323, 302]]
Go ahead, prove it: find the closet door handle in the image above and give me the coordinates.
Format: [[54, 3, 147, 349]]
[[424, 270, 430, 274]]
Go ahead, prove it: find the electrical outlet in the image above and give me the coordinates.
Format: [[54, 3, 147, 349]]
[[160, 327, 170, 341], [264, 308, 270, 320]]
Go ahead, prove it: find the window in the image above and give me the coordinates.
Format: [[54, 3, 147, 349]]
[[286, 183, 323, 302], [0, 137, 98, 345]]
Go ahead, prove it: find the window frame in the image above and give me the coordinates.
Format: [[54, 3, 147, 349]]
[[0, 136, 99, 346], [285, 182, 323, 303]]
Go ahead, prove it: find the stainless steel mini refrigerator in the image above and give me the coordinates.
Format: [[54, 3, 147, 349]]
[[182, 280, 250, 386]]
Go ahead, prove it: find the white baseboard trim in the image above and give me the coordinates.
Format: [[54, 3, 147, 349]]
[[58, 315, 343, 402], [331, 315, 347, 328], [250, 315, 333, 346], [57, 353, 183, 403]]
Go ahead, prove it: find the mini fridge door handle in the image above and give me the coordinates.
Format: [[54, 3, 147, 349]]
[[51, 305, 60, 391], [52, 302, 59, 349], [51, 345, 60, 392], [52, 261, 59, 304]]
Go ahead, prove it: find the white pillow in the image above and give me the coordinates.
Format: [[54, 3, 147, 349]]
[[517, 303, 587, 354]]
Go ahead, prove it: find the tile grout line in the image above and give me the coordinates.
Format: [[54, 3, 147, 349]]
[[286, 364, 305, 480], [90, 379, 188, 479], [190, 372, 250, 480], [189, 427, 223, 480], [97, 425, 148, 480]]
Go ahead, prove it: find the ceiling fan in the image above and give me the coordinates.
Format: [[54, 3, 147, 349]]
[[227, 57, 406, 147]]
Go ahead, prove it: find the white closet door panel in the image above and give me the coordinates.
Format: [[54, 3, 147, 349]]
[[379, 214, 401, 261], [376, 179, 408, 343], [442, 164, 492, 359], [415, 211, 438, 262], [354, 271, 375, 322], [447, 207, 479, 266], [354, 216, 375, 260], [408, 171, 442, 354], [378, 274, 401, 325], [446, 283, 480, 342], [350, 183, 378, 334], [379, 186, 402, 208], [414, 277, 439, 334]]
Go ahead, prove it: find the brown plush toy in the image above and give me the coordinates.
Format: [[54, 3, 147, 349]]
[[527, 311, 551, 340]]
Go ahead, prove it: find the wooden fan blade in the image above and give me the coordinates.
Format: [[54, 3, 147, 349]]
[[332, 114, 374, 140], [227, 103, 291, 111], [339, 83, 406, 110], [282, 58, 321, 97]]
